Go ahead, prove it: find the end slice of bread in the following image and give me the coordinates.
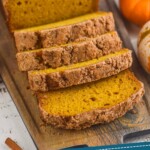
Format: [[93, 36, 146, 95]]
[[14, 12, 115, 52], [16, 31, 122, 71], [38, 70, 144, 130]]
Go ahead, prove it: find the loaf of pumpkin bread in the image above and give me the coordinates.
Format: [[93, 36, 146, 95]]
[[16, 31, 122, 71], [38, 70, 144, 129], [2, 0, 99, 30], [14, 12, 115, 52], [28, 49, 132, 91]]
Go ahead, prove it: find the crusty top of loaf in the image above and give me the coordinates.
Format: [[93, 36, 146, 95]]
[[29, 49, 130, 75]]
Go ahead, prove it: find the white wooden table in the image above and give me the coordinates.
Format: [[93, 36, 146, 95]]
[[0, 1, 149, 149]]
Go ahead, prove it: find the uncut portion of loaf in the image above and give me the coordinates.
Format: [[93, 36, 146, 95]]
[[28, 49, 132, 92], [38, 70, 144, 130], [3, 0, 99, 30], [16, 31, 122, 71], [14, 12, 115, 52]]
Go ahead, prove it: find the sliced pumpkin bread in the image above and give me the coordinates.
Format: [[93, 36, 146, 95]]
[[14, 12, 115, 52], [28, 49, 132, 91], [38, 70, 144, 130], [16, 31, 122, 71], [3, 0, 99, 30]]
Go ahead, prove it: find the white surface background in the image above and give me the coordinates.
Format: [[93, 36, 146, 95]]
[[0, 79, 36, 150], [0, 0, 148, 150]]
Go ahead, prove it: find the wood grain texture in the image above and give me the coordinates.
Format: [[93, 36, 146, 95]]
[[0, 0, 150, 149]]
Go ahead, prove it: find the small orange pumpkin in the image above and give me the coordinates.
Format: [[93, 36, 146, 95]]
[[120, 0, 150, 26]]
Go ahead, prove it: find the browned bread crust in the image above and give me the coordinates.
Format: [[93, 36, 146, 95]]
[[16, 31, 122, 71], [28, 50, 132, 92], [38, 81, 144, 130], [14, 12, 115, 52]]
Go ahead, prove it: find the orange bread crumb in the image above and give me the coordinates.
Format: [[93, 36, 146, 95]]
[[3, 0, 99, 30]]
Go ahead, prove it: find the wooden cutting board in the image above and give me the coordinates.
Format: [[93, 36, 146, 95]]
[[1, 0, 150, 149]]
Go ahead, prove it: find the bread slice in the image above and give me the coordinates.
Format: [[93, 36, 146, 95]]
[[2, 0, 99, 30], [38, 70, 144, 130], [28, 49, 132, 91], [16, 31, 122, 71], [14, 12, 115, 52]]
